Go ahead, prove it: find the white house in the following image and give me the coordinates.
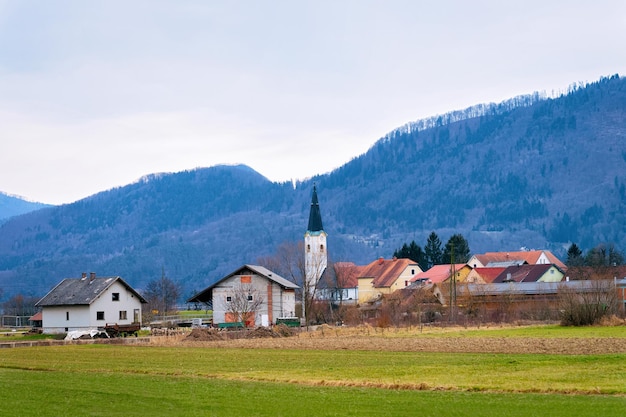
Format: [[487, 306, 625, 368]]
[[187, 265, 299, 327], [35, 273, 147, 334]]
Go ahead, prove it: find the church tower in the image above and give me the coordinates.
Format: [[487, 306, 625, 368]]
[[304, 184, 327, 288]]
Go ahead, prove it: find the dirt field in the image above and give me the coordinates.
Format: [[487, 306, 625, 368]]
[[171, 324, 626, 354]]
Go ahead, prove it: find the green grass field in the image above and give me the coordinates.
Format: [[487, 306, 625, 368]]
[[1, 325, 625, 416]]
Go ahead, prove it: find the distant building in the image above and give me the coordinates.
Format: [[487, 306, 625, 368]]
[[357, 257, 422, 304], [468, 250, 567, 270], [304, 184, 327, 292], [36, 273, 147, 334], [187, 265, 299, 327]]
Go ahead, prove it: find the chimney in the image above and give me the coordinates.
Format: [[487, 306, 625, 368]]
[[89, 272, 96, 282], [378, 257, 384, 265], [81, 272, 87, 280]]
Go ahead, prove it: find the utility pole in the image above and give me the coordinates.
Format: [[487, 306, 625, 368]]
[[449, 243, 457, 323]]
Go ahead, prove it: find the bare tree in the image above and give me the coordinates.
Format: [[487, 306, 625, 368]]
[[402, 284, 442, 331], [224, 284, 264, 327], [2, 294, 39, 316], [143, 269, 181, 315], [558, 280, 618, 326]]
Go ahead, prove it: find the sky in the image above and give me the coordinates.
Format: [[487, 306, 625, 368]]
[[1, 1, 625, 205]]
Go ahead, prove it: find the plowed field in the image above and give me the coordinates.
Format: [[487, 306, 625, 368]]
[[177, 325, 626, 354]]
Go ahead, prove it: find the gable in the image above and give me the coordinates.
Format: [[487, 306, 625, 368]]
[[187, 264, 298, 303]]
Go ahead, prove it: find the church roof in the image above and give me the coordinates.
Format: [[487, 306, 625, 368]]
[[307, 184, 324, 232]]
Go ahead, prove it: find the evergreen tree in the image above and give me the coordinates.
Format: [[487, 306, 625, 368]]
[[393, 243, 410, 259], [424, 232, 443, 268], [442, 234, 471, 264], [393, 240, 427, 271], [566, 243, 584, 266]]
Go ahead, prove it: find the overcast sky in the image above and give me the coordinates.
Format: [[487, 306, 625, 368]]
[[1, 1, 625, 205]]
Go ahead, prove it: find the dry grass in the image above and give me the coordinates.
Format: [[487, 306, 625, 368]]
[[149, 323, 626, 354]]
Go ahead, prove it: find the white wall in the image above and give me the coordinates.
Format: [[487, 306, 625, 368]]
[[90, 281, 143, 327], [41, 305, 90, 334]]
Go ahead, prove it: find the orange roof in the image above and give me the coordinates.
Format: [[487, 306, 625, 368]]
[[333, 262, 360, 288], [29, 312, 42, 321], [357, 258, 418, 288], [411, 264, 466, 284], [473, 267, 506, 283], [474, 250, 566, 270]]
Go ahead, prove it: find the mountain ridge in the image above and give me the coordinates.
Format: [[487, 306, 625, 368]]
[[1, 75, 624, 299]]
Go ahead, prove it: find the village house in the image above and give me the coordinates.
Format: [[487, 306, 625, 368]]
[[317, 262, 359, 304], [468, 250, 567, 270], [35, 273, 147, 334], [409, 264, 472, 285], [187, 264, 299, 327], [357, 257, 422, 304]]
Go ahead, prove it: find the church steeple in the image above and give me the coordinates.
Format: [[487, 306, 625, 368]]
[[307, 184, 324, 232], [304, 184, 327, 295]]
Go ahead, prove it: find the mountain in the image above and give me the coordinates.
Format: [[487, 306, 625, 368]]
[[0, 192, 51, 224], [1, 75, 625, 300]]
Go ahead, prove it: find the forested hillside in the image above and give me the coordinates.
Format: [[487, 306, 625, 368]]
[[0, 193, 50, 224], [0, 75, 624, 299]]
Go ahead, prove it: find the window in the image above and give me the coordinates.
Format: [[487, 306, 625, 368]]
[[97, 311, 105, 320], [226, 296, 232, 302], [320, 244, 324, 252], [247, 295, 253, 301], [66, 312, 70, 321], [112, 293, 120, 301], [307, 244, 311, 252], [119, 311, 127, 320]]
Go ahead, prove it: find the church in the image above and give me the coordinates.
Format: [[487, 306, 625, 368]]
[[304, 184, 328, 292]]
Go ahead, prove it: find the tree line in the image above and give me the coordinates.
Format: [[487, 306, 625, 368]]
[[392, 232, 471, 271]]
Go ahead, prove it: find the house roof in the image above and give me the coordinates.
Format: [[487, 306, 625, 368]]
[[306, 184, 324, 233], [472, 250, 567, 270], [472, 267, 506, 283], [332, 262, 360, 288], [357, 258, 418, 288], [491, 264, 560, 283], [187, 264, 299, 303], [410, 264, 467, 284], [35, 275, 147, 307], [29, 312, 42, 321]]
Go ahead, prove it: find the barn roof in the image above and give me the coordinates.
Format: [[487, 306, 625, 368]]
[[187, 264, 299, 303]]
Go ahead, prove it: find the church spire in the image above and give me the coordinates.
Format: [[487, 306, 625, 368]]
[[307, 184, 324, 232]]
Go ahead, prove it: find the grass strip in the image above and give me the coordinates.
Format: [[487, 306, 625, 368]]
[[2, 345, 625, 395], [1, 367, 625, 417]]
